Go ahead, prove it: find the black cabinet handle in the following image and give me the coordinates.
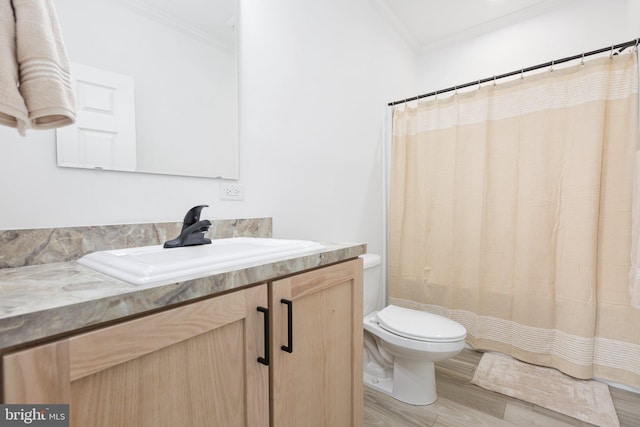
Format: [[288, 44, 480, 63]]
[[281, 299, 293, 353], [257, 307, 269, 366]]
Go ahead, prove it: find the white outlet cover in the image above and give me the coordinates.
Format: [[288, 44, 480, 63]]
[[220, 183, 244, 200]]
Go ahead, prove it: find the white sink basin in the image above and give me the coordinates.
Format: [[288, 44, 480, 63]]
[[78, 237, 325, 286]]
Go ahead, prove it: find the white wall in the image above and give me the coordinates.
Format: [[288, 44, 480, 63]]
[[236, 0, 416, 255], [0, 0, 416, 257], [415, 0, 639, 97]]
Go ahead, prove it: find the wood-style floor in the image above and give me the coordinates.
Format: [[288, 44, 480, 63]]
[[364, 348, 640, 427]]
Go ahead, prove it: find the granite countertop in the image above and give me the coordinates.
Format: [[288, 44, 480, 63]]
[[0, 241, 366, 351]]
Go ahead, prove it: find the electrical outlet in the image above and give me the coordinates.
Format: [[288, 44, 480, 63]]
[[220, 183, 244, 201]]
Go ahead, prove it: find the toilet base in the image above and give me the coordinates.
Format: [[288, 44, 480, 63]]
[[363, 359, 437, 406], [364, 372, 393, 396]]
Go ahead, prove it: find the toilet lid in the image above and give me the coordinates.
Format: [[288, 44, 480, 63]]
[[375, 305, 466, 343]]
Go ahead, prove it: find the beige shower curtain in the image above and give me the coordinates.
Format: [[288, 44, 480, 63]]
[[389, 51, 640, 388]]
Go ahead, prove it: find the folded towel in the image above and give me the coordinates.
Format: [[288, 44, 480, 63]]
[[13, 0, 76, 130], [0, 0, 29, 135]]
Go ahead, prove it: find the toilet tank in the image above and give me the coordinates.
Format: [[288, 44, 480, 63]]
[[360, 254, 382, 315]]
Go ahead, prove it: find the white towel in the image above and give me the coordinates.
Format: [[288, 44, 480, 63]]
[[0, 0, 29, 135], [630, 151, 640, 308], [12, 0, 76, 133]]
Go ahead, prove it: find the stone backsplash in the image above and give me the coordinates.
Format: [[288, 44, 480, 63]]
[[0, 218, 272, 269]]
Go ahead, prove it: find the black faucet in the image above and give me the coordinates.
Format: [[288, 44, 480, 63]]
[[163, 205, 212, 248]]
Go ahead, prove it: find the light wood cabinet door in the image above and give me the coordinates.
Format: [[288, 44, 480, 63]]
[[3, 285, 269, 427], [270, 259, 363, 427]]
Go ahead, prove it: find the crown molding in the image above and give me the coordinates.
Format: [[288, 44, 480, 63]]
[[418, 0, 578, 53], [369, 0, 420, 53], [112, 0, 234, 53], [370, 0, 579, 54]]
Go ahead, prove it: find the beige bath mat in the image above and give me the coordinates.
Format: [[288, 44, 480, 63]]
[[471, 352, 619, 427]]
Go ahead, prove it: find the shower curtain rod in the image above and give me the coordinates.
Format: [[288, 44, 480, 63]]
[[388, 37, 639, 107]]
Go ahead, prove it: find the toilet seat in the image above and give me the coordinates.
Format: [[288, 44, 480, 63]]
[[375, 305, 466, 343]]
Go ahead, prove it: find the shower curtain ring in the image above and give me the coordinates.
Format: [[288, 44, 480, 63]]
[[478, 79, 481, 90], [580, 52, 585, 66], [520, 67, 524, 80], [610, 44, 614, 58], [493, 75, 497, 86], [550, 60, 554, 72]]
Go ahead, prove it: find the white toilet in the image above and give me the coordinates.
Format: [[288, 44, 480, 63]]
[[361, 254, 466, 405]]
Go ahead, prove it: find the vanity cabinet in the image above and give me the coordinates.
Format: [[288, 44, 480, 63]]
[[2, 259, 363, 427], [3, 285, 270, 427], [270, 259, 363, 427]]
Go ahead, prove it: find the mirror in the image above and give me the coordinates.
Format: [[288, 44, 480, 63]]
[[54, 0, 239, 179]]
